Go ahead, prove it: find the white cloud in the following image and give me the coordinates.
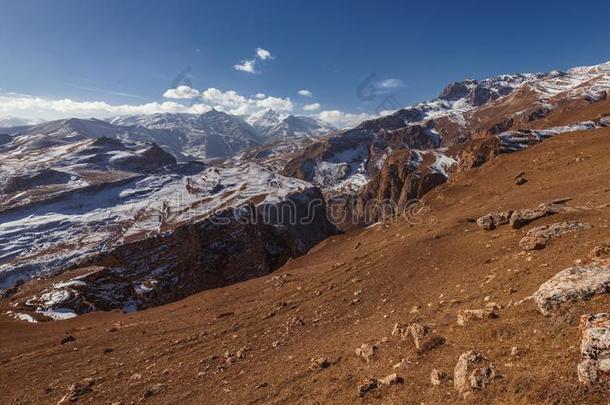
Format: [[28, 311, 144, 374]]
[[0, 88, 295, 121], [233, 59, 258, 74], [297, 89, 313, 97], [256, 96, 293, 112], [234, 47, 274, 74], [318, 110, 375, 129], [303, 103, 321, 111], [163, 85, 201, 99], [201, 88, 292, 115], [377, 109, 396, 117], [256, 48, 273, 60], [377, 78, 404, 89], [0, 92, 210, 121], [0, 89, 375, 130]]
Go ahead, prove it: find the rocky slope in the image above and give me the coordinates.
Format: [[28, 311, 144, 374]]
[[2, 121, 610, 404]]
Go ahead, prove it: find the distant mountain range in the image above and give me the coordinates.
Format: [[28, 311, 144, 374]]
[[2, 109, 337, 161]]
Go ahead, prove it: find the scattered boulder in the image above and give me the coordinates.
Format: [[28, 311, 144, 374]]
[[533, 264, 610, 316], [577, 313, 610, 387], [57, 379, 94, 404], [515, 177, 528, 186], [457, 309, 498, 326], [430, 368, 448, 385], [509, 203, 561, 229], [454, 351, 498, 395], [355, 343, 378, 362], [519, 221, 592, 251], [476, 211, 513, 231]]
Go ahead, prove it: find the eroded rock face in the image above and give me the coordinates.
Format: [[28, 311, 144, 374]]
[[454, 351, 498, 395], [519, 221, 592, 250], [476, 211, 513, 231], [578, 313, 610, 387], [533, 264, 610, 316], [352, 149, 450, 226]]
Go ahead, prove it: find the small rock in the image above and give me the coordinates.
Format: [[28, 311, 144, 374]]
[[309, 356, 333, 370], [142, 383, 165, 399], [454, 351, 498, 395], [393, 359, 409, 369], [378, 373, 403, 386], [357, 378, 379, 397], [57, 379, 94, 404], [129, 373, 143, 382], [476, 211, 513, 231], [430, 368, 447, 386], [392, 323, 429, 349], [457, 309, 498, 326], [355, 343, 377, 362], [60, 336, 76, 345], [416, 334, 446, 354], [591, 243, 610, 259], [515, 177, 528, 186]]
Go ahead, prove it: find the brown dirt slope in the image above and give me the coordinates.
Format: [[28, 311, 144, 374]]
[[2, 127, 610, 404]]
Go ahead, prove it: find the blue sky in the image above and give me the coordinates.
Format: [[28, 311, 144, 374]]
[[1, 0, 610, 126]]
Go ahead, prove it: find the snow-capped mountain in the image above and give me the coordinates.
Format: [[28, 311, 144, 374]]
[[14, 111, 262, 161], [109, 110, 263, 160], [246, 108, 336, 141]]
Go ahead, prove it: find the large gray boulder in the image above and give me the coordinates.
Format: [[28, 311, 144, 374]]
[[533, 264, 610, 316]]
